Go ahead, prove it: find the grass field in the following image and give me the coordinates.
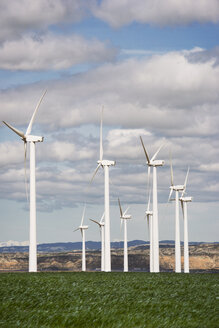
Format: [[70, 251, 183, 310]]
[[0, 272, 218, 328]]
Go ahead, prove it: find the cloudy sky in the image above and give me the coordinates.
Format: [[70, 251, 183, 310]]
[[0, 0, 219, 245]]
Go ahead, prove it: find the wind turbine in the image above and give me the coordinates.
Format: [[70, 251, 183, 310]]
[[168, 158, 189, 273], [140, 136, 164, 273], [118, 198, 132, 272], [179, 168, 192, 273], [3, 91, 46, 272], [145, 192, 153, 272], [91, 109, 115, 272], [74, 205, 88, 272], [90, 212, 105, 271]]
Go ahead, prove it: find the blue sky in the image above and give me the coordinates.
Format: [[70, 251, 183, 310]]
[[0, 0, 219, 245]]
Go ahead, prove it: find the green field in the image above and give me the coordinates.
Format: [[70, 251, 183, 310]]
[[0, 272, 218, 328]]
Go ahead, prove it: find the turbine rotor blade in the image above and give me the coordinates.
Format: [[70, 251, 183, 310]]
[[26, 90, 47, 136], [74, 227, 80, 232], [90, 163, 101, 183], [170, 151, 174, 186], [118, 198, 123, 217], [147, 166, 151, 189], [140, 136, 150, 164], [168, 189, 173, 202], [123, 207, 130, 216], [99, 107, 103, 161], [120, 218, 123, 231], [2, 121, 25, 139], [100, 212, 105, 224], [81, 205, 86, 226], [182, 166, 190, 196], [180, 200, 184, 219], [90, 219, 101, 227], [147, 215, 150, 231], [151, 144, 163, 161], [147, 191, 151, 212], [24, 141, 29, 202]]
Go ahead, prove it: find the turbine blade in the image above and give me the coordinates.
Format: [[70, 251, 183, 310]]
[[90, 219, 101, 227], [90, 163, 101, 183], [140, 136, 150, 164], [24, 141, 29, 202], [2, 121, 25, 139], [168, 189, 173, 202], [170, 151, 174, 186], [147, 191, 151, 212], [26, 90, 47, 135], [147, 166, 151, 189], [81, 205, 86, 226], [151, 144, 163, 161], [182, 166, 190, 196], [73, 227, 80, 232], [100, 212, 105, 224], [118, 198, 123, 217], [180, 200, 184, 219], [120, 218, 123, 231], [147, 215, 150, 231], [100, 107, 103, 161], [123, 207, 130, 216]]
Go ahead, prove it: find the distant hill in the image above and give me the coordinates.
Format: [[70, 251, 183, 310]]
[[0, 240, 217, 253]]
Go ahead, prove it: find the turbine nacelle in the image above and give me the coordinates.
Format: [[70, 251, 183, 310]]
[[146, 210, 153, 216], [149, 160, 164, 167], [171, 185, 185, 191], [180, 196, 192, 202], [25, 135, 44, 143], [97, 160, 116, 167], [120, 214, 132, 220], [79, 225, 88, 230]]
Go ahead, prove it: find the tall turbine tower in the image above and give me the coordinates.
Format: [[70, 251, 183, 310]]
[[145, 193, 153, 272], [168, 160, 189, 273], [90, 212, 105, 271], [179, 168, 192, 273], [140, 137, 164, 273], [118, 198, 132, 272], [74, 206, 88, 272], [3, 91, 46, 272], [91, 109, 115, 272]]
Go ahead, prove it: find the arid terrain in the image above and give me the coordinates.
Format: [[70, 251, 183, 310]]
[[0, 243, 218, 272]]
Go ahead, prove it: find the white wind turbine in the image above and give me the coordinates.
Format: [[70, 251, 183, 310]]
[[179, 168, 192, 273], [91, 109, 115, 272], [74, 205, 88, 272], [145, 192, 153, 272], [168, 158, 189, 273], [90, 212, 105, 271], [3, 91, 46, 272], [118, 198, 132, 272], [140, 136, 164, 273]]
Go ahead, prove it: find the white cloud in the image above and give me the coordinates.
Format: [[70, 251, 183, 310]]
[[0, 0, 92, 42], [1, 49, 218, 136], [1, 49, 219, 209], [93, 0, 219, 27], [0, 32, 117, 70]]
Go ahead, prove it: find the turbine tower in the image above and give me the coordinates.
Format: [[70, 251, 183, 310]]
[[179, 168, 192, 273], [118, 198, 132, 272], [145, 193, 153, 272], [3, 91, 46, 272], [91, 109, 115, 272], [168, 159, 189, 273], [90, 212, 105, 271], [140, 136, 164, 273], [74, 205, 88, 272]]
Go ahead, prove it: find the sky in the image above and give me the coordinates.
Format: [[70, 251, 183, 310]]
[[0, 0, 219, 245]]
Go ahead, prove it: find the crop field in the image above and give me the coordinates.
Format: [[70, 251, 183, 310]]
[[0, 272, 218, 328]]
